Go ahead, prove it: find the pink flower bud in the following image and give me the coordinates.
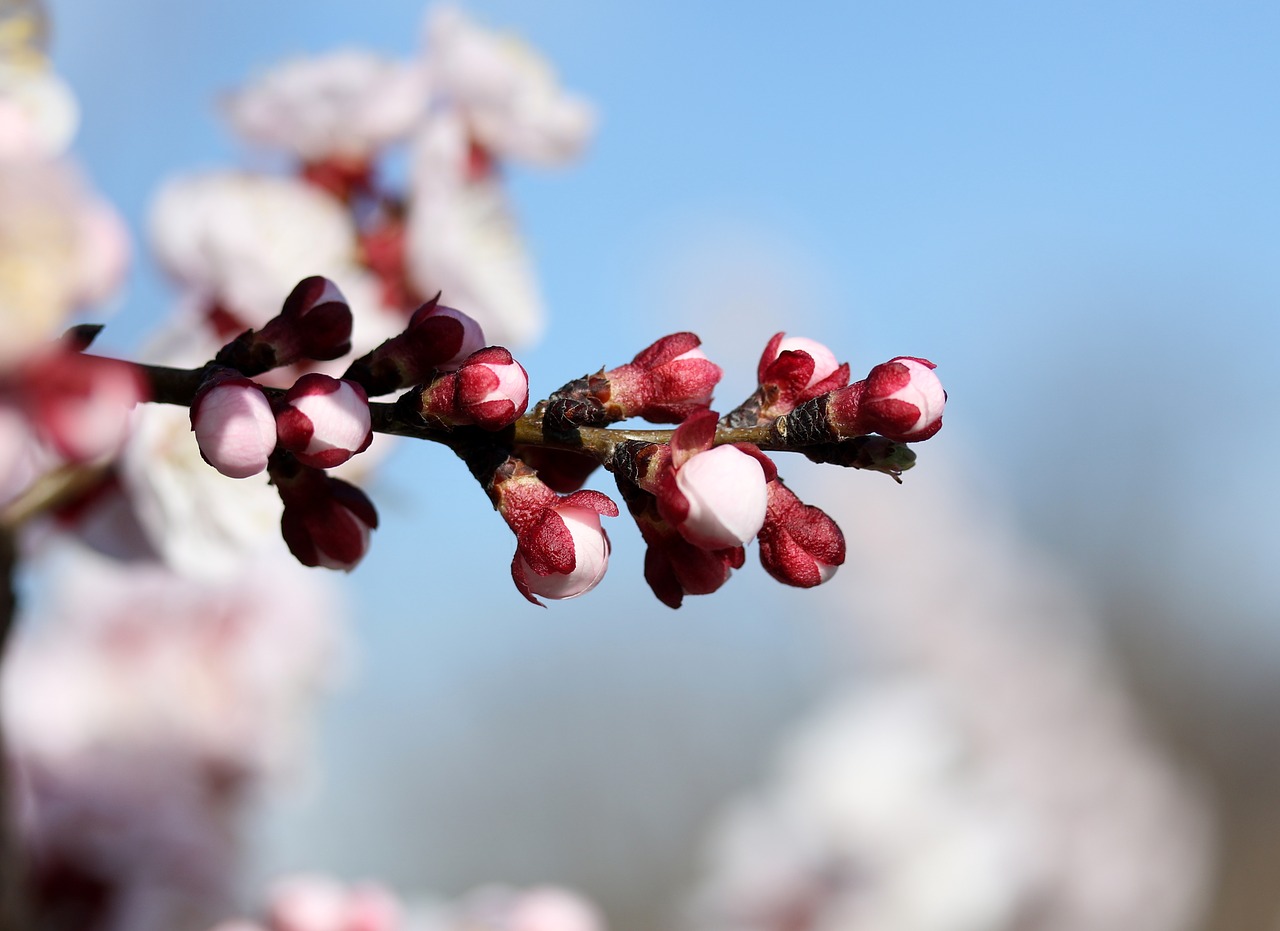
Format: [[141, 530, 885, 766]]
[[618, 478, 743, 609], [827, 356, 946, 442], [599, 332, 723, 423], [343, 296, 486, 396], [217, 276, 354, 375], [190, 374, 277, 478], [747, 332, 851, 422], [453, 347, 529, 430], [276, 373, 373, 469], [757, 479, 845, 587], [672, 446, 768, 550], [513, 504, 611, 602], [492, 460, 618, 605], [643, 410, 775, 551], [410, 299, 486, 370], [760, 334, 840, 389], [274, 460, 379, 571], [21, 351, 147, 463]]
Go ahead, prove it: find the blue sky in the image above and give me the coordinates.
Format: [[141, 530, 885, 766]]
[[47, 0, 1280, 906]]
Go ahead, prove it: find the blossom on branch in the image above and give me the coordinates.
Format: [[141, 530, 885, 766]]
[[275, 373, 373, 469], [190, 372, 277, 479], [756, 479, 845, 587], [827, 356, 946, 443], [489, 456, 617, 604], [272, 454, 378, 571], [414, 345, 529, 431]]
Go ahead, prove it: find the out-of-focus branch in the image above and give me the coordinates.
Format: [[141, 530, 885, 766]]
[[0, 524, 26, 931]]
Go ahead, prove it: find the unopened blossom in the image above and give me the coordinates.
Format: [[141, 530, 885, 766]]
[[490, 456, 617, 604], [674, 446, 769, 550], [415, 346, 528, 430], [20, 349, 147, 462], [217, 276, 354, 376], [343, 295, 486, 396], [149, 171, 357, 329], [190, 373, 277, 478], [826, 357, 946, 443], [273, 456, 378, 571], [738, 331, 851, 424], [623, 409, 773, 552], [275, 374, 372, 469], [589, 332, 723, 424], [423, 6, 595, 166], [616, 475, 744, 609], [756, 479, 845, 587], [223, 49, 428, 164]]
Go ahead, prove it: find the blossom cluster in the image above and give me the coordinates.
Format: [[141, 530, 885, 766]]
[[175, 278, 945, 606]]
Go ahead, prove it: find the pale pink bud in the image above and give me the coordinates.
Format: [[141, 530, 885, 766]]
[[672, 445, 768, 549], [190, 376, 277, 478], [454, 347, 529, 430], [411, 300, 486, 371], [750, 332, 851, 422], [766, 336, 839, 389], [514, 504, 611, 601], [276, 374, 373, 469], [343, 297, 487, 395], [828, 356, 946, 442], [217, 276, 354, 375]]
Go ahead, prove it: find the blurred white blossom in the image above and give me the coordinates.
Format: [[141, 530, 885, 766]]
[[223, 51, 430, 163], [148, 172, 360, 329], [423, 6, 594, 166], [405, 112, 544, 347], [691, 463, 1214, 931]]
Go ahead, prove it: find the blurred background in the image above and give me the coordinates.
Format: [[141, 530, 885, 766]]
[[34, 1, 1280, 929]]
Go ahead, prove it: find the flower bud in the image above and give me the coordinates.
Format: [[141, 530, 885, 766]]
[[757, 479, 845, 587], [638, 409, 774, 551], [275, 373, 373, 469], [273, 458, 379, 571], [598, 332, 722, 423], [216, 276, 354, 375], [671, 446, 768, 550], [342, 295, 486, 396], [190, 374, 277, 478], [491, 458, 618, 605], [826, 356, 946, 442], [719, 332, 853, 428], [452, 347, 529, 430], [616, 476, 743, 609], [513, 504, 610, 602]]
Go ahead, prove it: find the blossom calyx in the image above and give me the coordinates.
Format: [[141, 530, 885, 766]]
[[343, 295, 486, 396], [757, 479, 845, 587], [272, 454, 378, 571], [491, 457, 618, 605], [216, 276, 354, 376], [190, 370, 277, 478], [594, 332, 722, 423], [415, 346, 529, 431], [275, 373, 373, 469]]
